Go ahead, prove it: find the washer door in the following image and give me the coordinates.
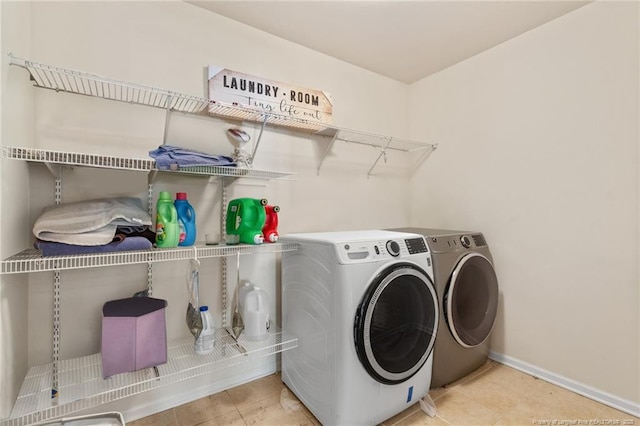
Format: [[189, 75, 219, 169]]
[[445, 253, 499, 348], [354, 263, 438, 385]]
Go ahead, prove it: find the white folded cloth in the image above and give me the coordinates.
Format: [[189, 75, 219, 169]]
[[33, 197, 152, 246]]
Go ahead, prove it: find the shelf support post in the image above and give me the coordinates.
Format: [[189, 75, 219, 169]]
[[52, 173, 62, 402], [249, 115, 268, 165], [367, 137, 393, 178], [316, 129, 339, 175], [45, 163, 63, 180], [52, 270, 61, 402], [408, 144, 438, 177], [162, 94, 173, 146], [221, 178, 228, 328], [146, 172, 156, 295]]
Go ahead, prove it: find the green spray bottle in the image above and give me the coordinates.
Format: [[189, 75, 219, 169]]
[[155, 191, 180, 248], [225, 198, 267, 245]]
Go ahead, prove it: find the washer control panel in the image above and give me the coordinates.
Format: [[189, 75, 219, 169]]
[[337, 237, 429, 263], [405, 237, 429, 254]]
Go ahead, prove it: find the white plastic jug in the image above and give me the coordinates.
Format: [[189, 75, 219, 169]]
[[238, 281, 255, 314], [242, 286, 270, 341], [195, 305, 215, 355]]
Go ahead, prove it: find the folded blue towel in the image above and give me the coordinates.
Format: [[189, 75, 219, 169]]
[[149, 145, 236, 170], [35, 236, 153, 257]]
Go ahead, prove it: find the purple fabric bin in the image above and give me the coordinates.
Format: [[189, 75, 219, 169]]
[[101, 297, 168, 378]]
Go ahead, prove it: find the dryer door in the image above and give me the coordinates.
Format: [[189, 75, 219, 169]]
[[354, 262, 438, 385], [445, 253, 499, 348]]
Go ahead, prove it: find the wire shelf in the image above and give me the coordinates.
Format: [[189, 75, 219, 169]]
[[8, 55, 437, 155], [169, 164, 292, 180], [3, 329, 297, 426], [0, 146, 294, 180], [0, 146, 155, 171], [208, 101, 329, 133], [332, 128, 433, 153], [9, 56, 209, 114], [0, 243, 299, 275]]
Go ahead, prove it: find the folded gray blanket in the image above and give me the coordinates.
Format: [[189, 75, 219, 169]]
[[35, 236, 153, 256], [33, 197, 152, 246]]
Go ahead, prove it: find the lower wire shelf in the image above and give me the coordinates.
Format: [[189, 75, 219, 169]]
[[1, 242, 299, 275], [3, 329, 297, 426]]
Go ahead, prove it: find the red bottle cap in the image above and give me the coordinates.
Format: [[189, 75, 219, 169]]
[[176, 192, 187, 200]]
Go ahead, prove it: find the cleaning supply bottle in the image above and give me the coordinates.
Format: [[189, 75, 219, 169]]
[[225, 198, 267, 245], [262, 205, 280, 243], [195, 305, 215, 355], [155, 191, 179, 248], [175, 192, 196, 246], [242, 286, 270, 341]]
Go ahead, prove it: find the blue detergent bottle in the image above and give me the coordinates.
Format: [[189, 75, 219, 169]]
[[175, 192, 196, 246]]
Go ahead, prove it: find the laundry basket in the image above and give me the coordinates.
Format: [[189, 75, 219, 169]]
[[34, 412, 125, 426]]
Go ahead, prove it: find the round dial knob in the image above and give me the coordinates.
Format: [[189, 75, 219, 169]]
[[386, 240, 400, 257], [460, 235, 472, 248]]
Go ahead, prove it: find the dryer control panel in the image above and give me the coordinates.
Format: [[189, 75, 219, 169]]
[[337, 237, 429, 264], [427, 233, 487, 254]]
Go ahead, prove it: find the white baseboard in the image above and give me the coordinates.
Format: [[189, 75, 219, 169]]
[[489, 351, 640, 418]]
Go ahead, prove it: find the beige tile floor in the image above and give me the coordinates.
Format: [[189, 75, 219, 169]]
[[129, 361, 638, 426]]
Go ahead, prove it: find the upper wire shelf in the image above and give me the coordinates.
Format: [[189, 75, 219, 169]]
[[8, 55, 437, 170], [0, 146, 294, 180]]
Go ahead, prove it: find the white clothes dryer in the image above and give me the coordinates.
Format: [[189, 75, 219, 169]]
[[281, 230, 438, 426]]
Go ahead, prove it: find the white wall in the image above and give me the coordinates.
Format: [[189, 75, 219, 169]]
[[409, 0, 639, 408], [0, 0, 413, 420], [0, 1, 33, 418]]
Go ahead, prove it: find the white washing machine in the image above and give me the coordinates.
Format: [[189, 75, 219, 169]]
[[281, 230, 439, 426]]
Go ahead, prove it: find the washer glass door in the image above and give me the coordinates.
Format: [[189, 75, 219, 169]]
[[354, 263, 438, 384], [445, 253, 499, 348]]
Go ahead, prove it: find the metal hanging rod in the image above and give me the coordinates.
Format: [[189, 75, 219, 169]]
[[8, 54, 437, 154]]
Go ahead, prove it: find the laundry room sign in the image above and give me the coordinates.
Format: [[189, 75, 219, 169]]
[[207, 66, 333, 129]]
